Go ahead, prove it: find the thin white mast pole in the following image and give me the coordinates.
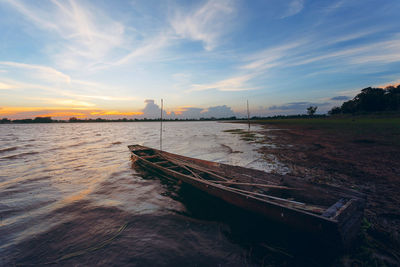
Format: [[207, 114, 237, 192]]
[[160, 99, 163, 151], [247, 100, 250, 131]]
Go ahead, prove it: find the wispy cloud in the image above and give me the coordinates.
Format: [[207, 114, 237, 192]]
[[90, 110, 143, 116], [0, 82, 16, 90], [281, 0, 304, 18], [0, 61, 138, 108], [290, 38, 400, 66], [377, 79, 400, 88], [170, 0, 235, 51], [51, 99, 95, 107], [241, 41, 305, 71], [188, 73, 258, 92], [4, 0, 125, 69], [239, 30, 400, 76], [108, 34, 169, 67], [0, 61, 71, 83]]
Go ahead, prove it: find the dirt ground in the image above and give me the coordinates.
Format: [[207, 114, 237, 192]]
[[243, 121, 400, 266]]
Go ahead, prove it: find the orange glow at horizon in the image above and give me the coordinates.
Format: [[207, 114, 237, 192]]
[[36, 112, 87, 118], [171, 106, 195, 115], [0, 105, 203, 119], [90, 111, 144, 116], [0, 106, 144, 119]]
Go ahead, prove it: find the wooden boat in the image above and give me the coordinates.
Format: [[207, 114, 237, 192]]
[[128, 144, 365, 247]]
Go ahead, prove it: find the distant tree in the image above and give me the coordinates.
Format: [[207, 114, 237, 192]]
[[34, 117, 53, 123], [328, 106, 341, 115], [356, 87, 386, 112], [329, 85, 400, 115], [341, 100, 358, 113], [1, 118, 11, 124], [385, 85, 400, 110], [306, 106, 317, 116], [69, 117, 78, 122], [15, 119, 33, 123]]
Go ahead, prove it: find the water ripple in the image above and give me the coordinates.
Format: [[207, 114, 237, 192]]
[[0, 122, 293, 266]]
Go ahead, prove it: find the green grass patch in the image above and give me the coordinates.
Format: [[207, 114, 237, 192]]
[[251, 116, 400, 146], [224, 128, 260, 142], [223, 129, 244, 133]]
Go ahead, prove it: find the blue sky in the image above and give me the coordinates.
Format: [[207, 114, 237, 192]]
[[1, 0, 400, 119]]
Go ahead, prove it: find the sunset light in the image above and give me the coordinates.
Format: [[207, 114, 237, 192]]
[[1, 1, 400, 266], [1, 0, 400, 119]]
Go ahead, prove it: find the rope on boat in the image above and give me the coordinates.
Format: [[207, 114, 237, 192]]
[[225, 186, 325, 213], [211, 180, 301, 190], [161, 154, 230, 181], [152, 151, 325, 213]]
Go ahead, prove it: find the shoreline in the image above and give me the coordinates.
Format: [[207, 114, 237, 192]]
[[239, 119, 400, 265]]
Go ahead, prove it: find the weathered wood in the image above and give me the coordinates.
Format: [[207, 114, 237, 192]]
[[211, 180, 301, 190], [322, 198, 346, 218], [163, 155, 230, 181], [141, 155, 160, 159], [164, 165, 180, 170], [128, 144, 366, 248], [222, 186, 326, 214], [154, 160, 170, 165]]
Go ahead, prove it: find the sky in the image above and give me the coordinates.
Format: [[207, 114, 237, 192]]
[[1, 0, 400, 119]]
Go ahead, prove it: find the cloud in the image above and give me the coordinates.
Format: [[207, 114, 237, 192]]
[[138, 99, 236, 119], [35, 111, 87, 118], [189, 73, 258, 92], [177, 107, 204, 119], [0, 82, 16, 90], [109, 34, 169, 67], [51, 99, 95, 107], [201, 105, 235, 118], [281, 0, 304, 19], [90, 111, 143, 116], [0, 62, 138, 107], [289, 38, 400, 67], [377, 79, 400, 88], [0, 61, 71, 83], [239, 32, 400, 79], [241, 41, 305, 71], [141, 99, 164, 119], [170, 0, 235, 51], [70, 94, 137, 102], [330, 96, 350, 101], [4, 0, 125, 69]]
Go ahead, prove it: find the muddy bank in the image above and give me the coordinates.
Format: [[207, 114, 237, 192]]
[[242, 121, 400, 265]]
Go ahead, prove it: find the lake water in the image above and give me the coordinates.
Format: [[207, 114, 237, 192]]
[[0, 121, 331, 266]]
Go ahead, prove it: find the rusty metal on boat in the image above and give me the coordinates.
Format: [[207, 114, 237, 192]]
[[128, 144, 365, 247]]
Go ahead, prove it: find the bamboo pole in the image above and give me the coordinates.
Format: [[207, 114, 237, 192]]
[[247, 100, 250, 131], [160, 99, 163, 151]]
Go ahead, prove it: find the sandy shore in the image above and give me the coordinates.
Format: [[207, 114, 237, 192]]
[[235, 120, 400, 266]]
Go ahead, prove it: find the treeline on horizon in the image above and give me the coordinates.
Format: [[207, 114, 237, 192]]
[[328, 85, 400, 115], [1, 85, 399, 124], [0, 116, 241, 124]]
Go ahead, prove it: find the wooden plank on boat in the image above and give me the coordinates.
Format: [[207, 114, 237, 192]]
[[128, 144, 365, 248], [211, 180, 302, 190]]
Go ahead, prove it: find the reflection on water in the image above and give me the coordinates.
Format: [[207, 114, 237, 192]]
[[0, 122, 333, 266]]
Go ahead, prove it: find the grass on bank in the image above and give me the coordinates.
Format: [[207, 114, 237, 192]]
[[248, 116, 400, 146]]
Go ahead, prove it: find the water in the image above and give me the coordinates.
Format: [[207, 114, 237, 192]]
[[0, 122, 332, 266]]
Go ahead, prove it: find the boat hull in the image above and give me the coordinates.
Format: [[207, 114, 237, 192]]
[[129, 145, 365, 248]]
